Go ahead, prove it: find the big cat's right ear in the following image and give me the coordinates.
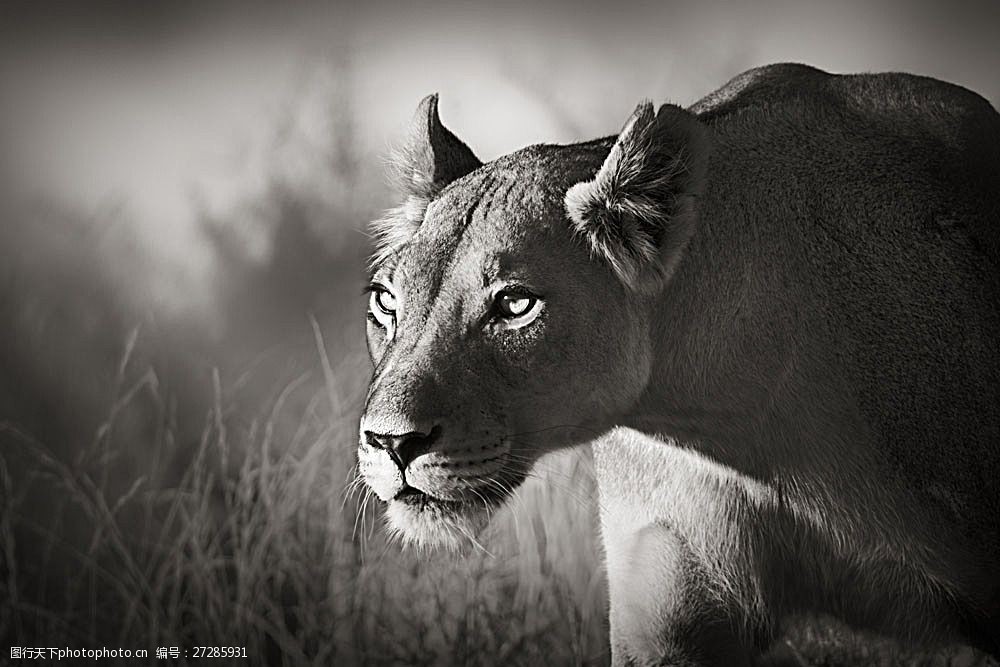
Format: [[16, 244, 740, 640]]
[[369, 95, 482, 268], [394, 94, 482, 198]]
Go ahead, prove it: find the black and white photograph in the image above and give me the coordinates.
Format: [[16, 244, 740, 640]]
[[1, 1, 999, 665]]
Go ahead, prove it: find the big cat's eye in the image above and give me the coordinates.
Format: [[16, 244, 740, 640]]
[[367, 284, 397, 329], [497, 292, 534, 318], [373, 289, 396, 315], [493, 288, 543, 330]]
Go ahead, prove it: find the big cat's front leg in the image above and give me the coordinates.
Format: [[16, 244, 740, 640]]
[[605, 521, 758, 666], [594, 429, 772, 667]]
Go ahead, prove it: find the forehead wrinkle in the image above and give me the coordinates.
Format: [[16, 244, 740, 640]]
[[440, 173, 498, 278], [462, 173, 498, 230], [396, 168, 528, 334], [395, 177, 481, 282], [478, 174, 513, 225], [451, 177, 527, 294], [449, 173, 518, 271], [400, 177, 493, 329], [426, 172, 497, 256], [417, 173, 518, 339]]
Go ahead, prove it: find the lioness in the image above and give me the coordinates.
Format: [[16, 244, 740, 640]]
[[357, 64, 1000, 664]]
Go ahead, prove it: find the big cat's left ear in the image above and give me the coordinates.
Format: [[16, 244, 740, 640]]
[[565, 102, 709, 292]]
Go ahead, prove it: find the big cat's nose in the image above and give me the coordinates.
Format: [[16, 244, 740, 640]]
[[364, 425, 442, 471]]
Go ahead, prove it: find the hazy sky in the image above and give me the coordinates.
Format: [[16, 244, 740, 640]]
[[2, 0, 998, 310]]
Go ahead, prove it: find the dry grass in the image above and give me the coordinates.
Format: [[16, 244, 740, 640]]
[[0, 328, 610, 666]]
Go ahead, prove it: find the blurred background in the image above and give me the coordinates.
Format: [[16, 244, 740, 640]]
[[1, 1, 998, 665]]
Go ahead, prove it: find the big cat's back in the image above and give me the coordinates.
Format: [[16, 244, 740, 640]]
[[692, 63, 1000, 566], [692, 63, 1000, 269]]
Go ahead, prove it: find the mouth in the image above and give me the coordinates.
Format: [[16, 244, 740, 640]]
[[392, 480, 507, 509], [382, 474, 526, 551], [392, 484, 456, 509]]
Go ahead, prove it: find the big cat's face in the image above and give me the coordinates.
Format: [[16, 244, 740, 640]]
[[358, 160, 652, 550]]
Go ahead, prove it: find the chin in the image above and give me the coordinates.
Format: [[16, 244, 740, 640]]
[[382, 481, 519, 552], [384, 497, 489, 552]]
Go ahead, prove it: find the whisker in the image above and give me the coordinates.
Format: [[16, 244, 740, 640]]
[[496, 450, 604, 515], [502, 446, 598, 489], [483, 475, 522, 537], [489, 470, 541, 545], [353, 486, 371, 548], [340, 473, 365, 511], [450, 511, 494, 559], [342, 461, 360, 485], [516, 466, 600, 515], [366, 489, 379, 543], [502, 424, 604, 440], [370, 534, 396, 570], [468, 486, 494, 519]]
